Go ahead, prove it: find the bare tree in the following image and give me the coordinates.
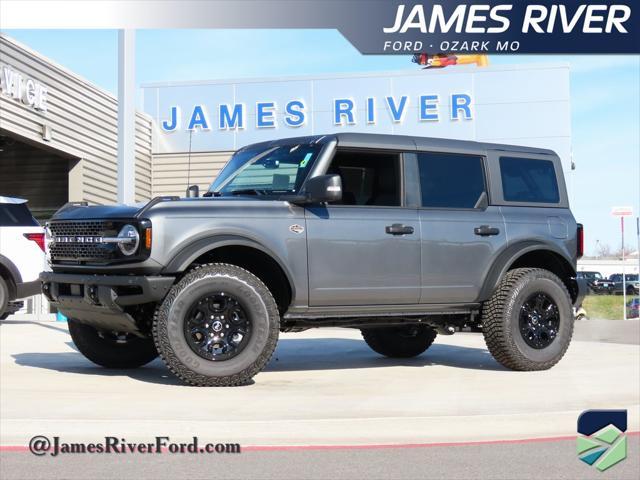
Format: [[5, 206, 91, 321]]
[[613, 245, 635, 258], [595, 242, 612, 258]]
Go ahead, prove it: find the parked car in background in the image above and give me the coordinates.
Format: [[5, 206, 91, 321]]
[[577, 271, 603, 294], [591, 275, 616, 294], [611, 274, 639, 296], [0, 197, 46, 319], [627, 298, 640, 319]]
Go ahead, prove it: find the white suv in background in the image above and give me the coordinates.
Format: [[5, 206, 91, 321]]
[[0, 197, 46, 319]]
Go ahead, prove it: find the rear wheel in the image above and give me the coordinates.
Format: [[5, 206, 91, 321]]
[[361, 325, 437, 358], [482, 268, 573, 371], [153, 263, 279, 386], [68, 319, 158, 368]]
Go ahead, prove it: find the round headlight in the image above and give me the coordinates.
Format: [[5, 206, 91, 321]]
[[118, 224, 139, 256]]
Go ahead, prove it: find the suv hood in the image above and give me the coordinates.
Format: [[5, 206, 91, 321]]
[[50, 203, 143, 221], [50, 196, 295, 222]]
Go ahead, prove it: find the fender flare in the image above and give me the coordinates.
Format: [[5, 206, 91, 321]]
[[161, 234, 297, 299], [0, 254, 21, 300], [478, 241, 576, 301]]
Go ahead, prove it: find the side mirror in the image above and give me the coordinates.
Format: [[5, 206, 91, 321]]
[[186, 185, 200, 198], [304, 174, 342, 203]]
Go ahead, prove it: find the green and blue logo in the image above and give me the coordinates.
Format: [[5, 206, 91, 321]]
[[577, 410, 627, 472]]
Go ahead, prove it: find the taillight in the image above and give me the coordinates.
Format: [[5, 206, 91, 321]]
[[24, 232, 46, 253], [576, 224, 584, 259]]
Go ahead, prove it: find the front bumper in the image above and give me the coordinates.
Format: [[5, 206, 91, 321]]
[[40, 272, 175, 334]]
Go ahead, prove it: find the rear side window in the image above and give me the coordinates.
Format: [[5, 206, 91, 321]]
[[500, 157, 560, 203], [417, 152, 485, 208], [0, 204, 39, 227]]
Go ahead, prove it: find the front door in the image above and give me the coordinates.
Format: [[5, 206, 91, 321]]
[[305, 150, 421, 306]]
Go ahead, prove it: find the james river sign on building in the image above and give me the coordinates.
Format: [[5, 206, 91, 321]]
[[142, 64, 572, 164]]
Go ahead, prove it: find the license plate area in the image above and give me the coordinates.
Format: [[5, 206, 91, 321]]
[[58, 283, 84, 297]]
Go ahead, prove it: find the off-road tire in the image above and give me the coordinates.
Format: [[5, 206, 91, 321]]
[[68, 319, 158, 368], [153, 263, 279, 386], [361, 325, 437, 358], [482, 268, 574, 371]]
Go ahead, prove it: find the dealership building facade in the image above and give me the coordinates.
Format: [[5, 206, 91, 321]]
[[0, 35, 153, 219], [1, 33, 573, 219]]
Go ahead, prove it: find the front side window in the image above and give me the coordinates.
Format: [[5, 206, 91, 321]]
[[209, 143, 322, 195], [417, 152, 485, 208], [327, 151, 401, 206], [500, 157, 560, 204]]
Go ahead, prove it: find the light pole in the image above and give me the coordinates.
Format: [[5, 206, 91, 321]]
[[117, 29, 136, 205], [612, 207, 633, 320], [621, 216, 627, 321], [637, 216, 640, 288]]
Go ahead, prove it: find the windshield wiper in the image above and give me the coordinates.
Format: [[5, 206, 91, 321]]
[[229, 188, 266, 196], [202, 191, 222, 197]]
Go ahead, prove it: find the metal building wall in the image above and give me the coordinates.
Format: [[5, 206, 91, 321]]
[[152, 151, 232, 197], [144, 65, 572, 200], [0, 34, 152, 205]]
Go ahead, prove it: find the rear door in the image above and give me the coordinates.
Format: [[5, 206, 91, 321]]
[[410, 151, 505, 303], [305, 150, 421, 306]]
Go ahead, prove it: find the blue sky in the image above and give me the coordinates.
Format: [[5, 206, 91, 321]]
[[2, 29, 639, 255]]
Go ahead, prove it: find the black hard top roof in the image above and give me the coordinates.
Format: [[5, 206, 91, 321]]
[[247, 133, 557, 156]]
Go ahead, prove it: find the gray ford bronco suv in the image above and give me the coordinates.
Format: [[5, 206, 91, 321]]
[[41, 133, 584, 386]]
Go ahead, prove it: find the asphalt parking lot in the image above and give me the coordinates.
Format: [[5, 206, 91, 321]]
[[1, 319, 639, 479]]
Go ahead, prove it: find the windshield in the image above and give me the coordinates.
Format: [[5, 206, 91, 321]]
[[209, 143, 323, 195]]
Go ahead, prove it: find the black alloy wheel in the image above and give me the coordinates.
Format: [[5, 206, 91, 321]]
[[184, 292, 252, 361], [518, 292, 560, 349]]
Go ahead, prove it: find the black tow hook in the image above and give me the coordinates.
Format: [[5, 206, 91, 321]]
[[42, 283, 53, 302], [87, 285, 100, 305]]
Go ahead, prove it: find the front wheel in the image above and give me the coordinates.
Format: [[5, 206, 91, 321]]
[[153, 263, 279, 386], [361, 325, 437, 358], [482, 268, 574, 371], [68, 320, 158, 368]]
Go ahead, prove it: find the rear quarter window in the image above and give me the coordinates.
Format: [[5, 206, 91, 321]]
[[417, 152, 485, 208], [0, 204, 39, 227], [499, 157, 560, 204]]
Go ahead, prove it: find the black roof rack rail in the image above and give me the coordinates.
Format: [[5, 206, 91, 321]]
[[135, 196, 180, 218]]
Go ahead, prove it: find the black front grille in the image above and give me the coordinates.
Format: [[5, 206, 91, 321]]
[[49, 220, 120, 263], [49, 242, 115, 262], [49, 221, 116, 237]]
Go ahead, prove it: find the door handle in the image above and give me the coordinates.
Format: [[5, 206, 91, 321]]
[[474, 225, 500, 236], [385, 224, 414, 235]]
